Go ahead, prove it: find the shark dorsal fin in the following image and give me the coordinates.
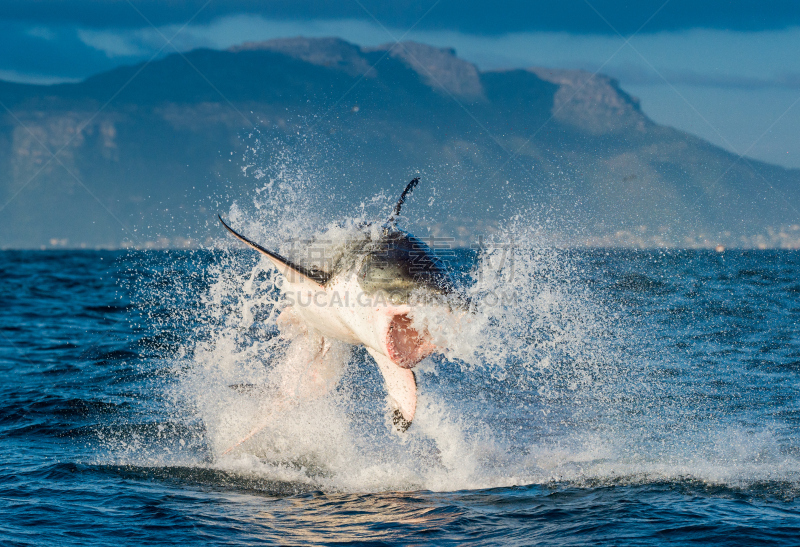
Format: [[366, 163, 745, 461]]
[[386, 177, 420, 226], [218, 216, 331, 286]]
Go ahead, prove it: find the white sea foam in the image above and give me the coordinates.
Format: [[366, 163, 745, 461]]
[[116, 140, 800, 496]]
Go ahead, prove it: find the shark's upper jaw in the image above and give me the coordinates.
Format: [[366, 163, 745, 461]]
[[385, 313, 435, 369]]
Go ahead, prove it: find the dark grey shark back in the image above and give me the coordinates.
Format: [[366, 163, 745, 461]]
[[357, 229, 455, 303], [219, 178, 459, 303]]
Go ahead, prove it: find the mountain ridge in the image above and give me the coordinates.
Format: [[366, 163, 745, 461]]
[[1, 37, 798, 249]]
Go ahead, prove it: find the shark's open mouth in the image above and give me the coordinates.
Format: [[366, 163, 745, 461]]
[[386, 313, 435, 369]]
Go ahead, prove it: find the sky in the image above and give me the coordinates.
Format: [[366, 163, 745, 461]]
[[1, 0, 798, 168]]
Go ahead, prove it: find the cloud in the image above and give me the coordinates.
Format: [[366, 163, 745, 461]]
[[77, 28, 151, 58], [604, 65, 800, 90], [0, 20, 118, 82], [0, 0, 799, 35], [26, 26, 56, 40], [7, 12, 800, 92], [420, 26, 800, 91], [0, 68, 80, 85]]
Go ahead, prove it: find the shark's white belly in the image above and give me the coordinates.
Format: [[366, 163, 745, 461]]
[[280, 275, 420, 426], [283, 275, 399, 357]]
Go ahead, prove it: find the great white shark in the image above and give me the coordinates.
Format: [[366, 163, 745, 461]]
[[218, 178, 461, 441]]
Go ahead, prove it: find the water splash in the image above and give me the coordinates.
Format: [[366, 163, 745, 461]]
[[114, 138, 800, 497]]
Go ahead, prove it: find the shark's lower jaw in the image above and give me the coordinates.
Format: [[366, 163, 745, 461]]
[[385, 313, 435, 369], [391, 408, 413, 432]]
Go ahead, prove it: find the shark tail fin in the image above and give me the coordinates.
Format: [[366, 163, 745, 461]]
[[218, 215, 330, 286]]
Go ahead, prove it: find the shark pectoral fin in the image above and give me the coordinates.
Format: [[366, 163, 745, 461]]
[[273, 333, 347, 401], [366, 347, 417, 431], [218, 215, 330, 287]]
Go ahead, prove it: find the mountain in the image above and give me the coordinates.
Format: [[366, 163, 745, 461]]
[[1, 37, 798, 249]]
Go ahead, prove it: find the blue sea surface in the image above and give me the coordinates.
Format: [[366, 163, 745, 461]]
[[1, 249, 800, 545]]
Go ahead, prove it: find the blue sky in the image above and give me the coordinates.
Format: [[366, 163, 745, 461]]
[[1, 0, 798, 168]]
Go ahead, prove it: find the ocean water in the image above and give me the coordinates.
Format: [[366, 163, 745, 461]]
[[2, 243, 800, 546]]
